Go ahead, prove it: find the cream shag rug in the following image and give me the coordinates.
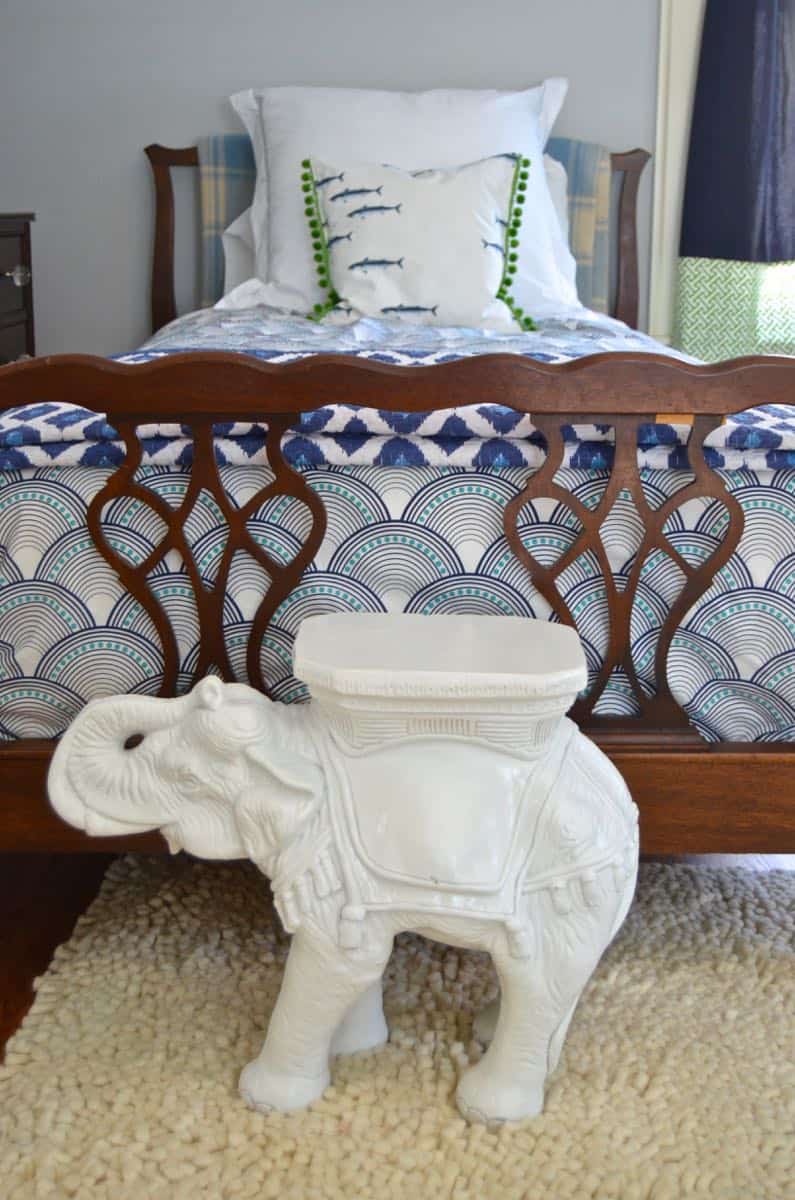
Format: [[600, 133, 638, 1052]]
[[1, 858, 793, 1200]]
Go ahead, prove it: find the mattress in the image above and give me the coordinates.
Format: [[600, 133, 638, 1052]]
[[1, 307, 794, 744]]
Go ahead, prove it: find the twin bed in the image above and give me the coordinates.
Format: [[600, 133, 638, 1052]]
[[1, 128, 794, 854]]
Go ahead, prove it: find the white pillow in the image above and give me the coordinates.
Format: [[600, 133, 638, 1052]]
[[219, 153, 571, 299], [545, 155, 570, 243], [306, 154, 526, 330], [229, 83, 578, 316], [221, 210, 256, 296]]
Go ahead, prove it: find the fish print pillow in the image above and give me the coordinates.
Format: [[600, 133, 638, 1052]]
[[303, 155, 535, 330]]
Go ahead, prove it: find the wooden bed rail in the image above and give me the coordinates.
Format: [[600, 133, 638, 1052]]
[[144, 144, 650, 334], [1, 350, 794, 853]]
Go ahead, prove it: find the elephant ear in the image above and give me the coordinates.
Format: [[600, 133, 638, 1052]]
[[235, 743, 326, 874], [243, 742, 324, 800]]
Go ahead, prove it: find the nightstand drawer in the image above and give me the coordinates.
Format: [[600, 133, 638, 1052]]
[[0, 321, 28, 365], [0, 235, 27, 318]]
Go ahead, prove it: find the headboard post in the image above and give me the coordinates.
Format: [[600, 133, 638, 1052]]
[[610, 148, 651, 329], [144, 144, 200, 334], [145, 142, 650, 334]]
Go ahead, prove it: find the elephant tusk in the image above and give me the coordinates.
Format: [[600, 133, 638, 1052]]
[[162, 826, 184, 856]]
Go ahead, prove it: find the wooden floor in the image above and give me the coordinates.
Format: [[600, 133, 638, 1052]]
[[1, 852, 793, 1059], [0, 853, 112, 1060]]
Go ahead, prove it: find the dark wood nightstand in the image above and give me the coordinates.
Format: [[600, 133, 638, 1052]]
[[0, 214, 35, 364]]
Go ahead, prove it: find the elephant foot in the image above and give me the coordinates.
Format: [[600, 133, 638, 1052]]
[[239, 1056, 330, 1114], [455, 1059, 545, 1125], [473, 997, 499, 1045]]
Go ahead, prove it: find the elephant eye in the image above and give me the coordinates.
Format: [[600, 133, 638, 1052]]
[[124, 733, 144, 751]]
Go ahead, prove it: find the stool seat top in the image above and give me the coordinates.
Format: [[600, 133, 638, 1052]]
[[293, 614, 586, 704]]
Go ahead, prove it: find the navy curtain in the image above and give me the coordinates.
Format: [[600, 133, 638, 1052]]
[[675, 0, 795, 358], [681, 0, 795, 263]]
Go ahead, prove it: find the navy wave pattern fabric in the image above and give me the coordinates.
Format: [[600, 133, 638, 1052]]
[[0, 462, 794, 744], [1, 308, 794, 743], [2, 307, 794, 472]]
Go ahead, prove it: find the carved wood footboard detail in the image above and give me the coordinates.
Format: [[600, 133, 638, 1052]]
[[1, 349, 795, 859], [503, 412, 746, 732], [87, 413, 327, 695]]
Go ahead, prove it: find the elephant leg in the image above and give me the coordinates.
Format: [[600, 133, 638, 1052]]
[[458, 876, 633, 1123], [473, 997, 499, 1045], [475, 988, 583, 1075], [330, 979, 388, 1057], [546, 995, 579, 1075], [457, 950, 559, 1123], [239, 925, 391, 1114]]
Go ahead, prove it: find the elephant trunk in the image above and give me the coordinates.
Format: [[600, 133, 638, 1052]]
[[48, 691, 194, 836]]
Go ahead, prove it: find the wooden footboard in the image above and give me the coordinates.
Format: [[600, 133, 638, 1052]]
[[1, 350, 794, 852]]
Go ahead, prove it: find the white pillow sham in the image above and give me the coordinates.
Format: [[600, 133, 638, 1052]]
[[220, 154, 571, 299], [229, 82, 577, 316], [306, 154, 528, 330]]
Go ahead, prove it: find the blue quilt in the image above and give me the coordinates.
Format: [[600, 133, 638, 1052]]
[[0, 307, 794, 743], [1, 307, 794, 472]]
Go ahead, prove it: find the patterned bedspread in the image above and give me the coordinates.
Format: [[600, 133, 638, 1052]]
[[0, 307, 794, 744], [2, 307, 794, 471]]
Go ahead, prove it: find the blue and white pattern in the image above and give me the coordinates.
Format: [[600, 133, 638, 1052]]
[[1, 307, 794, 744], [0, 462, 793, 744], [1, 307, 794, 472]]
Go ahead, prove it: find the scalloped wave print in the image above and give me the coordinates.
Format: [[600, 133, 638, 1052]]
[[0, 464, 794, 742]]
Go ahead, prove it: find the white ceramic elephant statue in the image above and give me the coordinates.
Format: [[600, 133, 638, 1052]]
[[48, 615, 639, 1124]]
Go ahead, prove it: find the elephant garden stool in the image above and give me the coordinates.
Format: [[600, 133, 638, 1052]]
[[48, 613, 639, 1125]]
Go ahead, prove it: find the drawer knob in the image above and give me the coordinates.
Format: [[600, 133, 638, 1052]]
[[2, 264, 31, 288]]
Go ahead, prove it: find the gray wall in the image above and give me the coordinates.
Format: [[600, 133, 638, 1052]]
[[1, 0, 660, 355]]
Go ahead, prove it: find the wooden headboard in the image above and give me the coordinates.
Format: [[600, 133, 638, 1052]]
[[144, 144, 650, 337]]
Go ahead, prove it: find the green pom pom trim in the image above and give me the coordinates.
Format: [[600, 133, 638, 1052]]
[[302, 159, 344, 321], [495, 156, 536, 333]]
